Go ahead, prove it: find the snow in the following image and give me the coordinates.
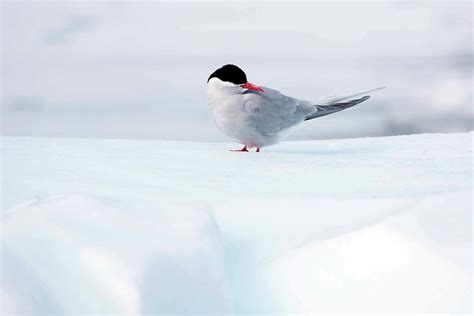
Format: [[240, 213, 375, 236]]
[[1, 132, 472, 314], [260, 191, 472, 314], [2, 195, 232, 314]]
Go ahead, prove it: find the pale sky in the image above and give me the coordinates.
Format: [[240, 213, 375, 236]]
[[2, 1, 472, 141]]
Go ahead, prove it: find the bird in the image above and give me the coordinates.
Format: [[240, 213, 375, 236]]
[[207, 64, 384, 152]]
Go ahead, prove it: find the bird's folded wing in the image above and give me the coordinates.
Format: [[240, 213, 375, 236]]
[[242, 86, 384, 133], [305, 96, 370, 121], [305, 86, 385, 121]]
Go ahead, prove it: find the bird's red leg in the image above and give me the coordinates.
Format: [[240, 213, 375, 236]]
[[256, 148, 260, 153], [230, 146, 249, 152]]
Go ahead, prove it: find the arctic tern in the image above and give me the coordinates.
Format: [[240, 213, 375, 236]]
[[207, 64, 383, 152]]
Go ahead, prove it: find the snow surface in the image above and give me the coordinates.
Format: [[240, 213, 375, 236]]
[[1, 133, 472, 314]]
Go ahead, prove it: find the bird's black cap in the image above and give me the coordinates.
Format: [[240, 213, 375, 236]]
[[207, 64, 247, 85]]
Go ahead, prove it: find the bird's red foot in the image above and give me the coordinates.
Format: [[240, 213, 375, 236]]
[[230, 146, 249, 152], [256, 148, 260, 153]]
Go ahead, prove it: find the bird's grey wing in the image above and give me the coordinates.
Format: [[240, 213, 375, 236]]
[[242, 87, 316, 136], [305, 87, 384, 121], [305, 96, 369, 120]]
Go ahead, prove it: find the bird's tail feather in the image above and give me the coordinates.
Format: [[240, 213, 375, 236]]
[[305, 87, 384, 121]]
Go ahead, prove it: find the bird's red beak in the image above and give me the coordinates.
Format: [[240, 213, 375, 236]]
[[240, 82, 264, 92]]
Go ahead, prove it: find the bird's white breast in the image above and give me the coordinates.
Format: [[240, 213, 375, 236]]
[[207, 78, 278, 147]]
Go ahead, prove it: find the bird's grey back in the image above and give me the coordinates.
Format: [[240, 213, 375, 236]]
[[242, 87, 316, 136]]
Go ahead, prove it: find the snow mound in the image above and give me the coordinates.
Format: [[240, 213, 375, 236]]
[[259, 191, 472, 314], [2, 195, 231, 314]]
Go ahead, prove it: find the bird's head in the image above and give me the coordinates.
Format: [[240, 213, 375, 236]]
[[207, 64, 264, 93]]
